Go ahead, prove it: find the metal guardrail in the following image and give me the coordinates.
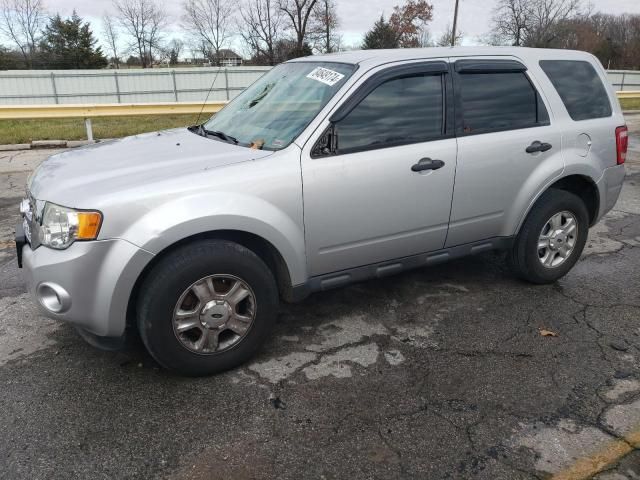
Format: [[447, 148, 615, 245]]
[[0, 91, 635, 120], [0, 101, 228, 119], [0, 92, 638, 143], [616, 91, 640, 99], [0, 101, 228, 141]]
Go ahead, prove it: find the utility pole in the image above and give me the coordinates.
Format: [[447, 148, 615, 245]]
[[451, 0, 460, 46]]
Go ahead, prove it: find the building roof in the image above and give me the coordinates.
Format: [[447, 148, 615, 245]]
[[217, 49, 243, 59]]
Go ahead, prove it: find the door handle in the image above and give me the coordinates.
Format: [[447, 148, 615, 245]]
[[411, 158, 445, 172], [526, 141, 552, 153]]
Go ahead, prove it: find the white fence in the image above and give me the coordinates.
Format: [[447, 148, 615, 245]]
[[607, 70, 640, 91], [0, 67, 271, 105], [0, 66, 637, 106]]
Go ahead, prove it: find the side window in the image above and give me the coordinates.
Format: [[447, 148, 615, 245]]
[[335, 74, 444, 153], [457, 72, 549, 134], [539, 60, 612, 121]]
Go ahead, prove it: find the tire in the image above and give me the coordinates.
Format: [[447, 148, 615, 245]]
[[137, 239, 279, 376], [508, 189, 589, 284]]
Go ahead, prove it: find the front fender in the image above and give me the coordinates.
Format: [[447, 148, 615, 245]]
[[119, 193, 308, 285]]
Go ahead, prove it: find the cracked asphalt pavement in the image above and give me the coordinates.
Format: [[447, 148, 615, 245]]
[[1, 118, 640, 479]]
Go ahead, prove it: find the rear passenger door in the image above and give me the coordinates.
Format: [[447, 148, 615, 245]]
[[446, 58, 564, 247]]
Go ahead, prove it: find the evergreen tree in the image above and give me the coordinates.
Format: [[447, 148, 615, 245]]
[[39, 12, 107, 69], [362, 16, 399, 49]]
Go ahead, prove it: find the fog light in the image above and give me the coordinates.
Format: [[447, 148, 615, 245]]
[[37, 282, 71, 313]]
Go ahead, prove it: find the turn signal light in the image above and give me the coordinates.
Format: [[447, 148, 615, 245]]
[[77, 212, 102, 239]]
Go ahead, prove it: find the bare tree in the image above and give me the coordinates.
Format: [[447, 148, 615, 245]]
[[102, 14, 120, 68], [492, 0, 528, 46], [168, 38, 184, 65], [418, 27, 432, 47], [187, 38, 210, 63], [435, 23, 463, 46], [279, 0, 318, 54], [183, 0, 233, 66], [491, 0, 582, 47], [0, 0, 45, 67], [113, 0, 166, 68], [527, 0, 582, 47], [239, 0, 284, 65], [312, 0, 339, 53], [550, 12, 640, 69]]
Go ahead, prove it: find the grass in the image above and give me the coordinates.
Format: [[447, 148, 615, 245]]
[[620, 97, 640, 111], [0, 114, 201, 145]]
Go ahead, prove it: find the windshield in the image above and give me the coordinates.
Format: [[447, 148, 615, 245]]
[[202, 62, 356, 150]]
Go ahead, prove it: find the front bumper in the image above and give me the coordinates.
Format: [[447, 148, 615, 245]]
[[20, 237, 154, 337]]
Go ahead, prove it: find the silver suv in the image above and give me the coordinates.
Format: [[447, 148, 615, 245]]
[[16, 47, 628, 376]]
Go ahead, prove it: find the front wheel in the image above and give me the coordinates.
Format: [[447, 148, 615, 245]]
[[509, 189, 589, 284], [137, 239, 279, 376]]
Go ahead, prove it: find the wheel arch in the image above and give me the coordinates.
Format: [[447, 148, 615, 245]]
[[547, 174, 600, 226], [516, 173, 600, 235], [126, 230, 299, 332]]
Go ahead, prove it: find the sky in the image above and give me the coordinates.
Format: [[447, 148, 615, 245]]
[[37, 0, 640, 53]]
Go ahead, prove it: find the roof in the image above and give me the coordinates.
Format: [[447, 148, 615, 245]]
[[288, 46, 596, 69], [217, 49, 242, 59]]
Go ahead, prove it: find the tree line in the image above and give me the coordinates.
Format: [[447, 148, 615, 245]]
[[0, 0, 639, 70], [0, 0, 342, 69], [361, 0, 640, 69], [490, 0, 640, 69]]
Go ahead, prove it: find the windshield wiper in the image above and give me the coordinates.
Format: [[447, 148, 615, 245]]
[[192, 125, 239, 145]]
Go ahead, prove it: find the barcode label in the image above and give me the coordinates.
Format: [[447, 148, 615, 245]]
[[306, 67, 345, 86]]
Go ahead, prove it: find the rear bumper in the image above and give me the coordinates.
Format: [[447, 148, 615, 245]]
[[21, 239, 154, 337], [595, 164, 626, 223]]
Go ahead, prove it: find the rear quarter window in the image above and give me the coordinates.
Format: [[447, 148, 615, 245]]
[[539, 60, 612, 121]]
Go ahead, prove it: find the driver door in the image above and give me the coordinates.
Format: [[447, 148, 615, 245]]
[[301, 61, 458, 277]]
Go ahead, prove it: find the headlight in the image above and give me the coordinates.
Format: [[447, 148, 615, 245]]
[[38, 202, 102, 249]]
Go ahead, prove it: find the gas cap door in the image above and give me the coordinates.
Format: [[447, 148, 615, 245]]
[[575, 133, 592, 157]]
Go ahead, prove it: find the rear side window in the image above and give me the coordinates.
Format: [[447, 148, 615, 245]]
[[457, 72, 549, 134], [540, 60, 612, 121], [335, 74, 444, 153]]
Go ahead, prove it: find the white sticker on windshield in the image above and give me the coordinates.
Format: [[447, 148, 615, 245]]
[[306, 67, 345, 86]]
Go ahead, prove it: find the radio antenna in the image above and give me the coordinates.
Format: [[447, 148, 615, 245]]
[[195, 66, 223, 127]]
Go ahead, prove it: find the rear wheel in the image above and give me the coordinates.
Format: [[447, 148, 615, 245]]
[[137, 239, 279, 376], [509, 189, 589, 284]]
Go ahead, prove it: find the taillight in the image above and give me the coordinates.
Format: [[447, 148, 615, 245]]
[[615, 125, 628, 165]]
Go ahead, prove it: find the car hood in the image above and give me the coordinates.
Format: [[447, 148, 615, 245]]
[[28, 128, 274, 207]]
